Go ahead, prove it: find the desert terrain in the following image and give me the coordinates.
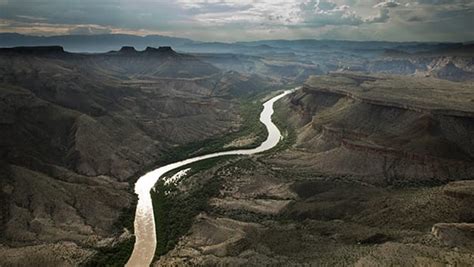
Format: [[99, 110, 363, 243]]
[[154, 73, 474, 266], [0, 46, 280, 266], [0, 39, 473, 266]]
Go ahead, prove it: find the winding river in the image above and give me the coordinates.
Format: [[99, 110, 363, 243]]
[[126, 88, 297, 267]]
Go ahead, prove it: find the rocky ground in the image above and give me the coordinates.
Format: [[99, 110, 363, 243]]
[[0, 46, 281, 266], [155, 74, 474, 266], [1, 42, 473, 265], [270, 73, 474, 185], [154, 157, 474, 266]]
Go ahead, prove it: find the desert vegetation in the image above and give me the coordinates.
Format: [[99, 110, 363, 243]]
[[154, 73, 474, 266], [151, 157, 227, 257], [1, 34, 473, 266]]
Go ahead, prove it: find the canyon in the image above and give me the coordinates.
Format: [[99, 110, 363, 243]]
[[0, 38, 473, 266], [154, 73, 474, 266], [0, 46, 280, 265]]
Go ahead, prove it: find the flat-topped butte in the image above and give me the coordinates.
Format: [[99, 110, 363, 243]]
[[304, 73, 474, 117]]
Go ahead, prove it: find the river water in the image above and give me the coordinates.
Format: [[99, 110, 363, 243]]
[[126, 89, 296, 266]]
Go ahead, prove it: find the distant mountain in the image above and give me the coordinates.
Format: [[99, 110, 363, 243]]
[[237, 39, 465, 53], [2, 33, 471, 54], [96, 46, 220, 78], [0, 33, 198, 52], [1, 34, 473, 82], [0, 45, 219, 79]]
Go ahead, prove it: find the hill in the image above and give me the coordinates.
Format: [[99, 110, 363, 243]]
[[272, 73, 474, 184], [154, 73, 474, 266], [0, 33, 196, 52], [0, 46, 280, 265]]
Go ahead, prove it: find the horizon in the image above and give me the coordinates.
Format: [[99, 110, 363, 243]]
[[1, 32, 473, 45]]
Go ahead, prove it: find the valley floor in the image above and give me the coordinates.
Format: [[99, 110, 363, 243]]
[[153, 78, 474, 265], [153, 139, 474, 267]]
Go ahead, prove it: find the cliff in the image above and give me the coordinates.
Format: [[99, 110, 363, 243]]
[[270, 73, 474, 185], [0, 46, 277, 265]]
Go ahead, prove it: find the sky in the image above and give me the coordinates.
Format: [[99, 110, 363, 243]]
[[0, 0, 473, 42]]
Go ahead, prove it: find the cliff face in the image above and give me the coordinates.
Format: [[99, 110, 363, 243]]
[[271, 73, 474, 185], [335, 43, 474, 82], [0, 48, 240, 179], [363, 55, 474, 82], [150, 72, 474, 266], [0, 47, 277, 264]]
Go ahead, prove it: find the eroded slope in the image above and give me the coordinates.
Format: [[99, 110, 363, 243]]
[[271, 73, 474, 185], [0, 46, 278, 265], [155, 74, 474, 266]]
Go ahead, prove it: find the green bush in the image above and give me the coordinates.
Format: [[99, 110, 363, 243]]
[[151, 167, 223, 258], [82, 237, 136, 267]]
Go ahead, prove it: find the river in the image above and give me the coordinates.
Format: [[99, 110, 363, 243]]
[[126, 88, 297, 266]]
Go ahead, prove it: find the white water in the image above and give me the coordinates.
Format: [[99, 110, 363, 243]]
[[126, 88, 297, 267]]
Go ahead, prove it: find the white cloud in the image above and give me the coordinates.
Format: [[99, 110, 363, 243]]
[[16, 15, 48, 21], [365, 8, 390, 23], [0, 0, 473, 42], [374, 0, 400, 8], [297, 0, 363, 26], [68, 25, 112, 35]]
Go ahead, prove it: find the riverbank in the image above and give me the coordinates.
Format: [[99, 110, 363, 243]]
[[151, 157, 231, 259], [153, 85, 474, 266], [126, 89, 296, 266], [80, 89, 283, 266]]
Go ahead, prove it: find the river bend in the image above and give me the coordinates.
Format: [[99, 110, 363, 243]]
[[126, 89, 296, 266]]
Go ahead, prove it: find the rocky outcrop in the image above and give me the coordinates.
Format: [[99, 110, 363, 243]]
[[367, 59, 418, 75], [0, 46, 66, 55], [118, 46, 137, 53], [301, 73, 474, 117], [443, 180, 474, 199], [0, 241, 93, 266], [432, 60, 474, 81], [0, 47, 275, 265], [271, 73, 474, 185], [355, 242, 474, 266], [362, 48, 474, 81], [149, 46, 176, 54], [432, 223, 474, 249], [155, 151, 474, 266]]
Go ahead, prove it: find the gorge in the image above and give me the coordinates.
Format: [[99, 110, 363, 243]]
[[126, 89, 296, 266]]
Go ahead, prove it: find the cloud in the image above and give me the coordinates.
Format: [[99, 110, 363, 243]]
[[0, 18, 165, 36], [406, 15, 423, 22], [298, 0, 397, 26], [374, 0, 400, 8], [416, 0, 465, 4], [179, 1, 253, 15], [365, 8, 390, 23], [68, 25, 112, 35], [16, 15, 48, 21], [367, 0, 399, 24], [298, 0, 364, 26], [0, 0, 473, 42]]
